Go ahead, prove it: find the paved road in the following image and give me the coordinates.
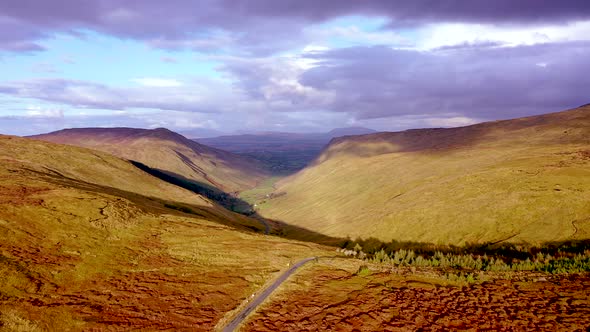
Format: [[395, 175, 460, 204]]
[[258, 218, 270, 235], [221, 257, 317, 332]]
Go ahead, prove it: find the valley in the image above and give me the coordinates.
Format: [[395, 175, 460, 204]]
[[196, 128, 375, 175], [1, 107, 589, 331], [257, 105, 590, 245], [2, 3, 589, 330]]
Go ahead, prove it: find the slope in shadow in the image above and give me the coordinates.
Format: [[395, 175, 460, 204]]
[[131, 161, 251, 214], [21, 165, 264, 232], [130, 160, 590, 258], [130, 160, 347, 244]]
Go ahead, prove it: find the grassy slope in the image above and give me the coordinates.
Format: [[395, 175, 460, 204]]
[[0, 135, 330, 330], [32, 127, 268, 193], [259, 106, 590, 245], [1, 135, 209, 207]]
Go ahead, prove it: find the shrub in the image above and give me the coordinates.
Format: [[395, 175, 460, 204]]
[[356, 265, 371, 277]]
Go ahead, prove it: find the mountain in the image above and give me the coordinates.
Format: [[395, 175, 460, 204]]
[[1, 134, 208, 207], [178, 127, 226, 139], [326, 127, 377, 137], [196, 127, 376, 174], [31, 127, 268, 193], [256, 105, 590, 245], [0, 134, 330, 330]]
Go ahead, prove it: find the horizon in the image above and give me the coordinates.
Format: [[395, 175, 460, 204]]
[[21, 103, 589, 139], [1, 1, 589, 136]]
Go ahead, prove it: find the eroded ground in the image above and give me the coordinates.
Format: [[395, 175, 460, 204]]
[[244, 260, 590, 331]]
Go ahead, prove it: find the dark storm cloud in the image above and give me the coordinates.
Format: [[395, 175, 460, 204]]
[[297, 41, 590, 120], [227, 1, 590, 26], [0, 18, 46, 52], [1, 0, 590, 53]]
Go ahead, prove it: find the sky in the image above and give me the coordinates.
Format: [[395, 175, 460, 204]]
[[0, 1, 589, 136]]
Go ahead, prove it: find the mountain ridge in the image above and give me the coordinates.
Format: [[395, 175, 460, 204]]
[[30, 127, 268, 193]]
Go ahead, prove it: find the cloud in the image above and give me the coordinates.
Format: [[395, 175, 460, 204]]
[[0, 15, 47, 52], [217, 54, 332, 108], [0, 78, 228, 113], [1, 1, 590, 54], [2, 40, 588, 133], [25, 106, 64, 118], [291, 41, 590, 121], [30, 62, 58, 73], [416, 20, 590, 50], [131, 77, 183, 87], [160, 56, 177, 63]]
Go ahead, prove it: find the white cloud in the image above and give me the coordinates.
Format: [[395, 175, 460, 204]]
[[306, 24, 408, 47], [131, 77, 183, 87], [25, 106, 64, 118], [416, 20, 590, 50]]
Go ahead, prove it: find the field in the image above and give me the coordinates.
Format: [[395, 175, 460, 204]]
[[239, 176, 282, 206]]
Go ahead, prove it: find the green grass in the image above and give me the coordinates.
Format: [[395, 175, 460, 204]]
[[238, 176, 282, 207], [369, 248, 590, 274]]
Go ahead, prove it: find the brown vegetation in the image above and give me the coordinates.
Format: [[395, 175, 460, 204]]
[[0, 135, 331, 330], [244, 262, 590, 331]]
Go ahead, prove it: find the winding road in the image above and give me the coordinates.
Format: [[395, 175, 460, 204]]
[[258, 217, 271, 235], [221, 256, 317, 332]]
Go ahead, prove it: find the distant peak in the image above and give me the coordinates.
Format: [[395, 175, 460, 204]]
[[327, 127, 377, 137]]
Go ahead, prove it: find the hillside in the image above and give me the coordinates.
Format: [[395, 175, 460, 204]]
[[1, 134, 209, 207], [31, 127, 268, 193], [196, 127, 376, 174], [0, 135, 330, 330], [257, 105, 590, 245]]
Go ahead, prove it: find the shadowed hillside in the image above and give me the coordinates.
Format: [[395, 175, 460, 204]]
[[31, 127, 268, 193], [257, 105, 590, 245]]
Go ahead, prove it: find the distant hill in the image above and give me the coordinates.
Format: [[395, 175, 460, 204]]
[[326, 127, 377, 137], [196, 127, 376, 174], [31, 127, 267, 193], [257, 106, 590, 245], [1, 134, 209, 207], [178, 127, 225, 139]]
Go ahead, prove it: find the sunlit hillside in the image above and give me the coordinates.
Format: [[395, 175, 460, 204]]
[[258, 105, 590, 245], [0, 135, 330, 330], [32, 127, 268, 193]]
